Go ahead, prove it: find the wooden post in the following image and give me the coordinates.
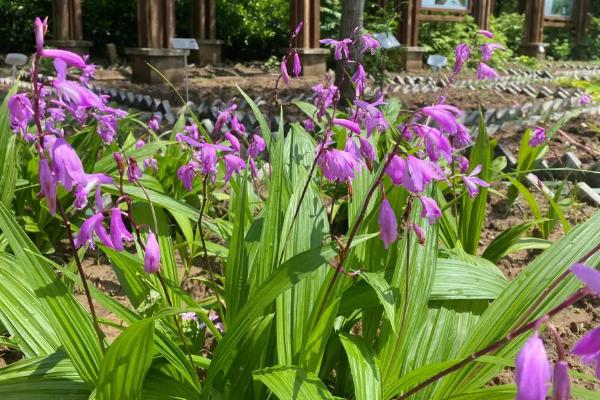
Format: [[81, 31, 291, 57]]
[[398, 0, 425, 71], [473, 0, 492, 30], [49, 0, 91, 55], [289, 0, 329, 76], [519, 0, 548, 59], [191, 0, 223, 65], [573, 0, 590, 58], [126, 0, 188, 84]]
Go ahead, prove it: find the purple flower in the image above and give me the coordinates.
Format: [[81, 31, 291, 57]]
[[478, 30, 494, 39], [352, 64, 366, 98], [529, 126, 546, 147], [320, 38, 353, 60], [402, 155, 445, 193], [224, 132, 240, 153], [148, 114, 161, 131], [317, 146, 363, 182], [143, 157, 158, 172], [408, 222, 426, 245], [303, 119, 315, 132], [515, 333, 551, 400], [73, 173, 112, 210], [181, 312, 197, 321], [52, 137, 85, 191], [462, 165, 489, 198], [39, 157, 57, 215], [53, 59, 104, 109], [572, 326, 600, 379], [74, 213, 113, 249], [480, 43, 503, 62], [230, 116, 245, 136], [223, 154, 246, 182], [281, 60, 290, 85], [333, 118, 361, 134], [421, 103, 462, 134], [355, 96, 388, 136], [109, 208, 133, 251], [127, 158, 143, 183], [293, 21, 304, 37], [415, 125, 451, 162], [457, 156, 470, 173], [454, 43, 470, 74], [185, 123, 199, 140], [178, 161, 199, 191], [552, 361, 570, 400], [144, 232, 160, 273], [570, 263, 600, 296], [451, 123, 472, 147], [195, 143, 220, 179], [420, 196, 442, 224], [344, 137, 361, 159], [34, 17, 47, 54], [358, 136, 375, 161], [248, 135, 266, 158], [386, 155, 405, 185], [378, 197, 397, 248], [476, 63, 499, 80], [8, 94, 33, 135], [42, 49, 86, 69], [135, 139, 145, 149], [579, 94, 592, 106], [360, 34, 380, 54], [94, 113, 119, 143], [293, 52, 302, 77], [313, 82, 339, 118]]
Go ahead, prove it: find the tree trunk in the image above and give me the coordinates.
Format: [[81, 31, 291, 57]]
[[336, 0, 365, 107]]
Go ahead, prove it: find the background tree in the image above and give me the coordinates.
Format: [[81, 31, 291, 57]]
[[336, 0, 365, 107]]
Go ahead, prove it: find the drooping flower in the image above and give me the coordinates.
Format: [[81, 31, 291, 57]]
[[385, 155, 406, 185], [415, 125, 451, 162], [462, 165, 490, 198], [52, 59, 105, 110], [454, 43, 470, 74], [344, 137, 361, 159], [320, 38, 353, 60], [378, 196, 397, 248], [529, 126, 546, 147], [476, 63, 499, 80], [333, 118, 361, 134], [280, 59, 290, 85], [42, 49, 86, 69], [224, 132, 240, 153], [144, 232, 160, 273], [74, 213, 113, 249], [317, 146, 363, 182], [358, 136, 375, 161], [34, 17, 47, 54], [402, 155, 445, 193], [360, 34, 380, 54], [579, 94, 592, 106], [480, 43, 503, 62], [571, 326, 600, 379], [293, 21, 304, 37], [109, 208, 133, 251], [7, 94, 33, 135], [552, 361, 570, 400], [73, 173, 112, 210], [148, 113, 161, 131], [230, 116, 245, 136], [52, 137, 85, 191], [293, 52, 302, 77], [457, 155, 470, 173], [570, 263, 600, 296], [143, 157, 158, 172], [408, 222, 426, 245], [223, 154, 246, 182], [135, 139, 145, 149], [421, 103, 462, 134], [451, 123, 472, 147], [515, 333, 551, 400], [181, 312, 198, 321], [355, 96, 388, 136], [420, 196, 442, 224], [248, 134, 266, 158], [127, 158, 143, 183], [478, 30, 494, 39], [177, 161, 199, 191], [313, 81, 339, 118], [39, 157, 57, 215], [352, 64, 366, 98], [303, 119, 315, 132]]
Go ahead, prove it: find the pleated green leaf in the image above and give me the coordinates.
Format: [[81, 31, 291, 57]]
[[431, 258, 508, 300], [361, 272, 397, 333], [96, 318, 155, 400], [253, 365, 335, 400], [0, 84, 19, 207], [0, 352, 89, 400], [340, 333, 383, 400]]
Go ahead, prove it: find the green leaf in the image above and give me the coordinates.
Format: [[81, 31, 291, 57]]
[[361, 272, 397, 333], [482, 220, 542, 263], [384, 359, 458, 400], [253, 365, 335, 400], [96, 319, 155, 400], [0, 83, 19, 207], [339, 333, 383, 400], [0, 352, 89, 399], [237, 86, 273, 152], [430, 258, 508, 300]]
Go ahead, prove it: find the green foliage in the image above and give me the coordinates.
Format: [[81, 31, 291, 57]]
[[489, 13, 524, 56], [419, 16, 479, 62]]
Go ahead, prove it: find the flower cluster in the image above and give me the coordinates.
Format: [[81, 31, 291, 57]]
[[8, 17, 160, 274]]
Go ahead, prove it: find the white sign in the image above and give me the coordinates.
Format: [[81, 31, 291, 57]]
[[544, 0, 573, 19], [373, 32, 400, 49], [421, 0, 469, 11], [171, 38, 199, 50]]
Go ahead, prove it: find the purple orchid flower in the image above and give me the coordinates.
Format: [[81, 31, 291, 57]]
[[185, 123, 199, 140], [224, 132, 241, 153], [333, 118, 361, 134], [8, 94, 33, 135], [386, 155, 405, 185], [478, 30, 494, 39], [52, 59, 105, 110], [355, 96, 388, 136], [127, 158, 143, 183], [344, 137, 361, 159], [313, 82, 339, 118], [571, 325, 600, 379], [515, 332, 551, 400], [352, 64, 366, 98], [480, 43, 503, 62], [39, 157, 57, 215], [143, 157, 158, 172], [52, 137, 85, 191], [417, 125, 452, 162], [109, 208, 133, 251], [529, 126, 546, 147], [42, 49, 86, 69], [148, 113, 162, 131], [317, 146, 363, 182], [462, 165, 490, 198], [457, 156, 470, 174], [476, 63, 499, 80], [358, 136, 376, 162], [223, 154, 246, 182], [144, 232, 160, 273], [454, 43, 470, 74], [303, 119, 315, 132], [420, 196, 442, 224], [281, 59, 290, 85], [73, 173, 112, 210], [450, 123, 472, 147], [360, 34, 380, 54], [320, 38, 353, 60], [74, 213, 113, 249], [248, 134, 266, 158], [403, 155, 445, 193], [579, 94, 592, 106], [378, 196, 397, 249], [420, 103, 462, 134], [34, 17, 47, 54], [293, 52, 302, 77], [552, 360, 570, 400], [181, 312, 197, 321], [177, 161, 200, 191], [135, 139, 145, 149], [408, 222, 426, 245]]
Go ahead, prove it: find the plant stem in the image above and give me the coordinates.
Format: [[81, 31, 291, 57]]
[[57, 201, 105, 353], [395, 288, 591, 400]]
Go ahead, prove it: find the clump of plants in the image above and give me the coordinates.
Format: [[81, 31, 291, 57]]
[[0, 17, 599, 400]]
